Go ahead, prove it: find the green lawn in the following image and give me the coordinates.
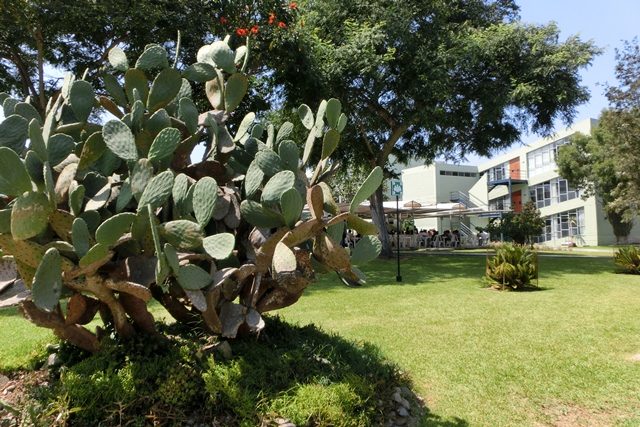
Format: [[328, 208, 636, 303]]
[[277, 254, 640, 427], [2, 254, 640, 426]]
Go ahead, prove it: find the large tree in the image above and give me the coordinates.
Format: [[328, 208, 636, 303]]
[[268, 0, 601, 257], [556, 121, 635, 244], [0, 0, 295, 118]]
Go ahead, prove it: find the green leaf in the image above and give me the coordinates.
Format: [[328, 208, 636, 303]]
[[254, 149, 282, 177], [225, 73, 248, 113], [147, 68, 182, 112], [350, 235, 382, 265], [47, 134, 75, 167], [272, 242, 297, 274], [138, 171, 175, 212], [178, 98, 199, 135], [202, 233, 235, 260], [0, 147, 32, 195], [321, 129, 340, 159], [158, 220, 205, 250], [69, 80, 95, 122], [240, 200, 285, 228], [298, 104, 314, 130], [280, 188, 303, 229], [108, 47, 129, 71], [28, 120, 47, 161], [72, 218, 91, 259], [192, 177, 218, 227], [325, 98, 342, 130], [31, 248, 62, 312], [261, 170, 295, 207], [148, 127, 180, 161], [77, 132, 106, 171], [210, 41, 236, 74], [103, 120, 138, 162], [163, 243, 180, 275], [95, 212, 137, 246], [14, 102, 42, 126], [177, 264, 212, 290], [278, 140, 299, 172], [130, 158, 154, 201], [135, 44, 169, 70], [182, 62, 217, 82], [79, 243, 110, 268], [124, 69, 149, 106], [0, 114, 28, 153], [11, 191, 51, 240], [102, 72, 128, 107], [350, 166, 383, 214]]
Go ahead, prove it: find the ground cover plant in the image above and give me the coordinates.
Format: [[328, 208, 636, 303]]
[[0, 314, 418, 426]]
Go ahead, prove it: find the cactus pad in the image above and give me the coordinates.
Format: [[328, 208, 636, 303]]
[[158, 220, 205, 250], [254, 149, 283, 177], [103, 120, 139, 162], [0, 114, 29, 153], [177, 264, 213, 290], [31, 248, 63, 312], [47, 134, 75, 167], [135, 44, 169, 70], [350, 166, 383, 214], [77, 131, 107, 171], [240, 200, 286, 228], [321, 129, 340, 160], [124, 69, 149, 106], [350, 235, 382, 265], [325, 98, 341, 130], [108, 47, 129, 71], [11, 191, 51, 240], [95, 212, 137, 246], [278, 140, 299, 173], [0, 147, 33, 195], [298, 104, 314, 130], [192, 177, 218, 227], [272, 242, 297, 274], [137, 170, 175, 212], [280, 188, 303, 229], [69, 80, 95, 123], [202, 233, 235, 260], [182, 62, 217, 82], [225, 73, 248, 113], [72, 218, 91, 259], [261, 170, 295, 207], [147, 68, 183, 112]]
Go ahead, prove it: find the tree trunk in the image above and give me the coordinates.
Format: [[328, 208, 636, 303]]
[[370, 185, 392, 258], [607, 209, 634, 243]]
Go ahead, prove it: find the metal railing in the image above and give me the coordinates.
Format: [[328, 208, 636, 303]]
[[449, 191, 487, 210]]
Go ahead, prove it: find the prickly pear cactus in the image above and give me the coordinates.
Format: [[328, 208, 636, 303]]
[[0, 36, 382, 352]]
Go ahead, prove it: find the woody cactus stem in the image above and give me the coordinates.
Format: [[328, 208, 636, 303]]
[[0, 36, 383, 351]]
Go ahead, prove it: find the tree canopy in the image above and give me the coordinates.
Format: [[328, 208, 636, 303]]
[[267, 0, 601, 256], [556, 118, 635, 243], [483, 200, 545, 246]]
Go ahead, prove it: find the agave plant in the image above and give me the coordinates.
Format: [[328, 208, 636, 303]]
[[613, 246, 640, 274], [0, 36, 382, 352], [485, 243, 538, 290]]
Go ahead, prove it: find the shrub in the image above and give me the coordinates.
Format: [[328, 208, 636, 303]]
[[613, 246, 640, 274], [0, 34, 383, 352], [485, 243, 538, 290]]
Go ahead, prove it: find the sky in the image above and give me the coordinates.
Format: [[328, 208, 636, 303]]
[[462, 0, 640, 165]]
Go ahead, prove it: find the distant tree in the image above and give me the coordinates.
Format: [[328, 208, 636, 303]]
[[556, 122, 635, 244], [268, 0, 602, 257], [484, 200, 545, 247]]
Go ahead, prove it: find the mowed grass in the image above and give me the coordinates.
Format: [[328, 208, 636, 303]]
[[1, 254, 639, 426], [277, 254, 640, 427]]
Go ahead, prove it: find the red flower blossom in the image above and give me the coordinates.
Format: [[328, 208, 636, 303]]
[[278, 21, 286, 28], [289, 2, 297, 8], [236, 28, 248, 36], [268, 13, 275, 24], [219, 17, 228, 24], [251, 25, 259, 34]]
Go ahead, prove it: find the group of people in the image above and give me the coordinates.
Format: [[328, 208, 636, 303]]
[[419, 229, 460, 247]]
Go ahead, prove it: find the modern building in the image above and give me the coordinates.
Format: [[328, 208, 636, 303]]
[[399, 118, 640, 246]]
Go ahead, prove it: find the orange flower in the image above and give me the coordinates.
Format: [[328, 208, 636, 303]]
[[219, 17, 228, 24], [289, 2, 297, 8], [236, 28, 248, 36], [278, 21, 286, 28], [251, 25, 259, 34], [268, 13, 275, 24]]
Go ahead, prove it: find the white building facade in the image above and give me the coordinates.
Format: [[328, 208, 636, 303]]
[[400, 118, 640, 246]]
